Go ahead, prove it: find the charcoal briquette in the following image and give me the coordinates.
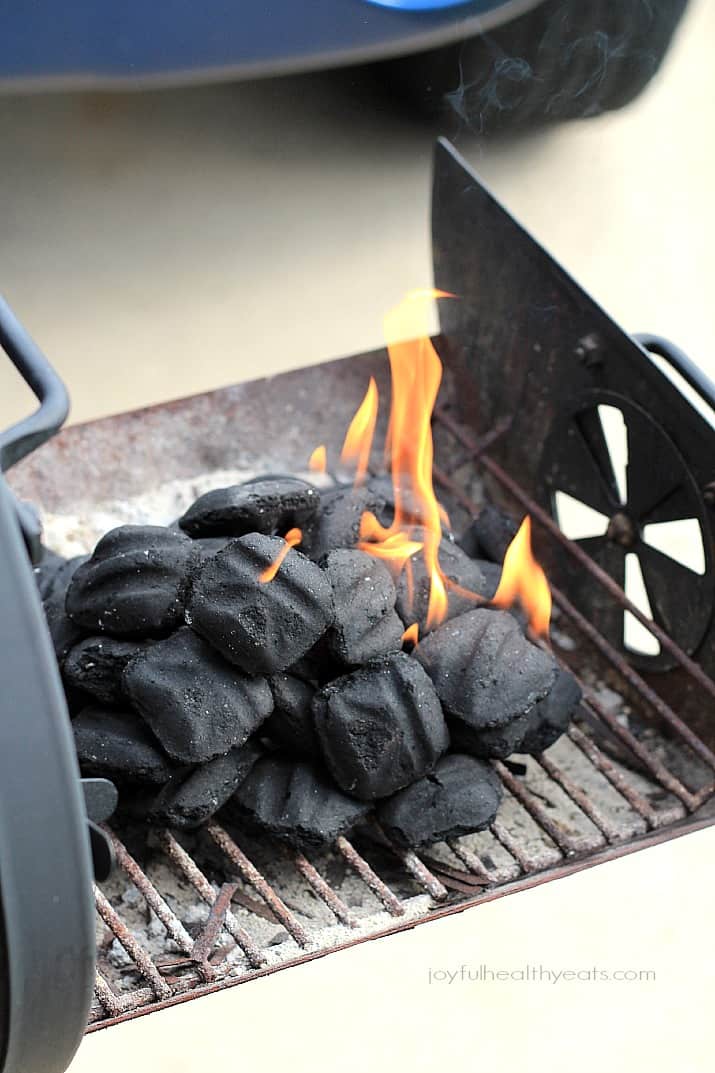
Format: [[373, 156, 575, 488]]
[[323, 548, 404, 665], [376, 753, 503, 847], [306, 484, 386, 561], [148, 742, 263, 829], [64, 635, 149, 705], [178, 478, 321, 539], [73, 706, 175, 783], [123, 627, 273, 763], [65, 525, 197, 637], [395, 537, 488, 633], [449, 667, 581, 759], [312, 652, 449, 801], [33, 546, 68, 600], [263, 673, 321, 758], [186, 533, 334, 675], [228, 754, 371, 849], [415, 608, 557, 732], [41, 554, 89, 662], [458, 504, 517, 563]]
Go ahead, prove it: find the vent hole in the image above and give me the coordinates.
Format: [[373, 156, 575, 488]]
[[643, 518, 706, 576], [623, 552, 661, 656], [553, 490, 609, 540], [597, 404, 628, 505]]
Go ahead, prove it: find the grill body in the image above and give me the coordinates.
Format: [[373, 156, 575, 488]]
[[1, 139, 714, 1047]]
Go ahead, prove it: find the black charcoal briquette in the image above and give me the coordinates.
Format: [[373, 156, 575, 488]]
[[449, 668, 581, 759], [376, 753, 502, 847], [306, 484, 386, 561], [458, 504, 517, 563], [323, 548, 404, 665], [179, 478, 321, 538], [123, 627, 273, 763], [395, 538, 488, 634], [263, 673, 321, 758], [186, 533, 334, 675], [228, 754, 371, 849], [73, 706, 175, 783], [65, 525, 197, 637], [33, 546, 67, 601], [148, 742, 263, 829], [41, 554, 89, 662], [415, 608, 557, 732], [312, 652, 449, 801], [64, 635, 149, 705]]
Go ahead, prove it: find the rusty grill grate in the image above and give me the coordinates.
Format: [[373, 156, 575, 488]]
[[87, 408, 715, 1034]]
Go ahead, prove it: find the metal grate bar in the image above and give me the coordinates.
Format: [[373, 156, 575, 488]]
[[335, 835, 405, 916], [567, 724, 661, 828], [94, 887, 171, 1000], [207, 823, 309, 947], [292, 852, 358, 927], [446, 837, 520, 884], [103, 826, 212, 980], [434, 405, 715, 711], [533, 752, 624, 843], [577, 689, 697, 811], [493, 761, 604, 856], [158, 830, 265, 968], [489, 817, 545, 872]]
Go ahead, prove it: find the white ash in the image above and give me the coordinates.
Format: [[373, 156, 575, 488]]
[[40, 466, 335, 558]]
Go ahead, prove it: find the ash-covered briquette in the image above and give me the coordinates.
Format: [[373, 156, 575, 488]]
[[477, 560, 502, 600], [227, 753, 371, 849], [416, 608, 557, 733], [376, 753, 502, 847], [186, 533, 334, 675], [458, 504, 517, 563], [65, 525, 197, 637], [143, 742, 263, 829], [322, 548, 404, 665], [395, 537, 488, 633], [283, 635, 344, 687], [306, 484, 386, 561], [73, 706, 175, 783], [64, 636, 149, 705], [33, 546, 67, 601], [123, 627, 273, 763], [458, 668, 582, 758], [449, 669, 582, 759], [194, 536, 233, 558], [178, 478, 321, 539], [312, 653, 449, 801], [41, 554, 89, 662], [263, 673, 321, 759]]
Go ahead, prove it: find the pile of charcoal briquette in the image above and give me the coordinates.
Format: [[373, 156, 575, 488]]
[[36, 476, 581, 850]]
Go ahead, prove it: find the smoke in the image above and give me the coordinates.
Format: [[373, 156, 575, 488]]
[[439, 0, 686, 134]]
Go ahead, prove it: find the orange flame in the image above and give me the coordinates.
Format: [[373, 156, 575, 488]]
[[309, 445, 327, 474], [259, 527, 303, 584], [402, 623, 419, 648], [357, 290, 452, 629], [340, 376, 378, 487], [491, 516, 552, 637], [306, 289, 551, 639]]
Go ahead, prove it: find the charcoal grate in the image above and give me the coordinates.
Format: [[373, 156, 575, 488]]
[[86, 405, 715, 1032]]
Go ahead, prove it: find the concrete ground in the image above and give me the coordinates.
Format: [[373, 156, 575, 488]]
[[0, 1, 713, 1070]]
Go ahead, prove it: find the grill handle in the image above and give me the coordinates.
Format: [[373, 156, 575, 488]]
[[0, 294, 69, 472]]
